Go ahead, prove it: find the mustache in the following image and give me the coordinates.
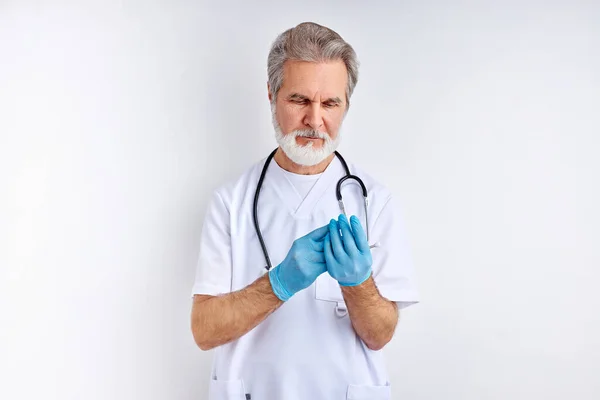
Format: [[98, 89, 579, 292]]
[[295, 130, 328, 140]]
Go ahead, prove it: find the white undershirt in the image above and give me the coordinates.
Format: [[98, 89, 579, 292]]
[[274, 162, 322, 200]]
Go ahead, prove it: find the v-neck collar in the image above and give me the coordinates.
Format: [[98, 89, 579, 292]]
[[267, 156, 346, 219]]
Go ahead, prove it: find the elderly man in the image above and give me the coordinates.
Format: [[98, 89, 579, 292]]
[[191, 22, 419, 400]]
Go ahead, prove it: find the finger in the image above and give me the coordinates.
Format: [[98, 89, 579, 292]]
[[350, 215, 370, 253], [305, 224, 330, 241], [305, 249, 326, 264], [338, 214, 358, 256], [328, 219, 347, 261], [323, 233, 336, 267], [311, 234, 326, 252]]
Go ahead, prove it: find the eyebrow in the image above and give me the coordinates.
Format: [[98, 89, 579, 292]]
[[287, 93, 343, 105]]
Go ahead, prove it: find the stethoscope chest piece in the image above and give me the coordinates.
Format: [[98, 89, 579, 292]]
[[335, 301, 348, 317]]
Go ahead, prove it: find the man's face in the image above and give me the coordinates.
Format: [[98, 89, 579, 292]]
[[270, 60, 348, 163]]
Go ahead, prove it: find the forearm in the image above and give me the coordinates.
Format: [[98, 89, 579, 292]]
[[191, 274, 283, 350], [341, 276, 399, 351]]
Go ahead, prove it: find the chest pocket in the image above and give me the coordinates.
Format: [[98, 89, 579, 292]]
[[315, 273, 348, 317]]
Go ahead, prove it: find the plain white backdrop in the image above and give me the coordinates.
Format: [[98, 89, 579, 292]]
[[1, 1, 599, 399]]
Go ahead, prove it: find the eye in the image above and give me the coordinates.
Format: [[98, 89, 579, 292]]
[[323, 102, 338, 108]]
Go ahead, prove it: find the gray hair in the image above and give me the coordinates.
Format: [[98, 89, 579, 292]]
[[267, 22, 359, 109]]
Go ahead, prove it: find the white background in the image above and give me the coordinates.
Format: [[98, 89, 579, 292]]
[[1, 1, 599, 399]]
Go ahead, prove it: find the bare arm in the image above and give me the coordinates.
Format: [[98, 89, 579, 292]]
[[191, 273, 283, 351], [341, 276, 399, 351]]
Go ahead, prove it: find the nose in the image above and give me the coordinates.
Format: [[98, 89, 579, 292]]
[[303, 102, 324, 130]]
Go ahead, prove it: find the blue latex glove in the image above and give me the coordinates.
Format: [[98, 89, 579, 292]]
[[324, 214, 373, 286], [269, 225, 329, 301]]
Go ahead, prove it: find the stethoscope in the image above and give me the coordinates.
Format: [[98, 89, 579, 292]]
[[253, 148, 379, 271]]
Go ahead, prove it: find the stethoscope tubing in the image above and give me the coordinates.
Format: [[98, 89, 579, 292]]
[[253, 148, 370, 271]]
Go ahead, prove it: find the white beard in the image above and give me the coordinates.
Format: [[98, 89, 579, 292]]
[[271, 104, 341, 166]]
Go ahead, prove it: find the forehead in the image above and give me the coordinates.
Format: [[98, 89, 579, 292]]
[[280, 60, 348, 98]]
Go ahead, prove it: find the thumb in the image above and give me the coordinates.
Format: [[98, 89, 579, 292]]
[[304, 224, 330, 241]]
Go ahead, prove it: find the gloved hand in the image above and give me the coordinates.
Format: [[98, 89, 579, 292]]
[[269, 225, 329, 301], [325, 214, 373, 286]]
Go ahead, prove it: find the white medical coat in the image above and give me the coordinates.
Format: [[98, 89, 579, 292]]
[[192, 154, 419, 400]]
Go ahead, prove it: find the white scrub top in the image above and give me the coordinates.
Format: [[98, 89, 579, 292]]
[[192, 154, 419, 400]]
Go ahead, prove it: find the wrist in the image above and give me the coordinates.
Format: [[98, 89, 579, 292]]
[[338, 269, 372, 287], [268, 266, 293, 301]]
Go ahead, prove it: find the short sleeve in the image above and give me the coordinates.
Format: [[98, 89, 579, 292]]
[[190, 190, 232, 297], [370, 196, 420, 309]]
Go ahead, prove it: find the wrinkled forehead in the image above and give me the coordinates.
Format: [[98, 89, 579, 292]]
[[280, 59, 348, 100]]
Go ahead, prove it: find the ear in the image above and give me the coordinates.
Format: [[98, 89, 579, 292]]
[[267, 82, 273, 102]]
